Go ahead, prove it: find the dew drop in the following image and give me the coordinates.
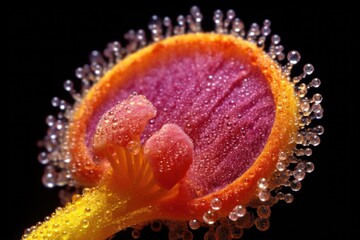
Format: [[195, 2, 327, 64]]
[[284, 193, 294, 203], [257, 205, 271, 218], [303, 63, 314, 75], [81, 219, 89, 229], [294, 169, 306, 181], [287, 51, 301, 64], [63, 80, 74, 91], [258, 190, 270, 202], [229, 211, 238, 221], [132, 229, 141, 239], [234, 205, 246, 217], [38, 152, 49, 165], [255, 218, 270, 231], [189, 219, 200, 230], [210, 198, 222, 210], [127, 140, 141, 155], [203, 210, 217, 225], [150, 220, 162, 232], [290, 180, 302, 191], [230, 226, 243, 239]]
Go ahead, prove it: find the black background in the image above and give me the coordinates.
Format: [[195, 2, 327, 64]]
[[5, 2, 354, 240]]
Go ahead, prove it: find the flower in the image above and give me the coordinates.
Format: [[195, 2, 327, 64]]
[[24, 6, 323, 240]]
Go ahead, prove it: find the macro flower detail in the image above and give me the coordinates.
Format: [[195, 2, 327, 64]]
[[24, 6, 323, 240]]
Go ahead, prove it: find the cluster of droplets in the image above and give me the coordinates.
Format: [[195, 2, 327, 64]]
[[37, 97, 74, 188], [35, 5, 323, 239]]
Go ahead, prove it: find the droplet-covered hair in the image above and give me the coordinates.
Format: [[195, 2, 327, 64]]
[[25, 6, 323, 240]]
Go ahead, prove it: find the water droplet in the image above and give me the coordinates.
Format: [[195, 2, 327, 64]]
[[290, 180, 302, 191], [258, 178, 268, 190], [271, 34, 281, 44], [210, 198, 222, 210], [284, 193, 294, 203], [310, 78, 321, 88], [150, 220, 162, 232], [294, 169, 306, 181], [276, 161, 285, 171], [255, 218, 270, 231], [228, 211, 238, 221], [203, 210, 217, 225], [84, 207, 91, 216], [305, 162, 315, 173], [131, 229, 141, 239], [303, 63, 314, 75], [287, 51, 301, 64], [127, 141, 141, 155], [234, 205, 246, 217], [257, 205, 271, 218], [189, 219, 200, 230], [230, 226, 243, 239], [258, 190, 270, 202], [81, 219, 89, 228], [38, 152, 49, 165], [63, 80, 73, 91], [51, 97, 60, 107]]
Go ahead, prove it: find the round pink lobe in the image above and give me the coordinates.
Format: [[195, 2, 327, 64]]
[[144, 124, 194, 190], [91, 95, 156, 154]]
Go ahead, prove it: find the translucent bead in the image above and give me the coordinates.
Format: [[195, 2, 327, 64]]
[[258, 178, 268, 190], [294, 169, 306, 181], [303, 63, 314, 75], [189, 219, 200, 230], [255, 218, 270, 231], [312, 93, 323, 104], [45, 115, 55, 127], [304, 148, 312, 156], [305, 162, 315, 173], [263, 19, 271, 27], [203, 210, 217, 225], [278, 151, 287, 160], [258, 190, 270, 202], [63, 80, 73, 91], [229, 211, 238, 221], [284, 193, 294, 203], [287, 50, 301, 64], [290, 180, 302, 191], [230, 226, 243, 239], [310, 78, 321, 88], [126, 141, 141, 155], [315, 125, 324, 135], [38, 152, 49, 165], [257, 205, 271, 218], [210, 197, 222, 210], [150, 220, 162, 232], [234, 205, 246, 217], [226, 9, 236, 20], [271, 34, 281, 44], [310, 134, 321, 146], [51, 97, 60, 107], [131, 229, 141, 239], [276, 161, 285, 171]]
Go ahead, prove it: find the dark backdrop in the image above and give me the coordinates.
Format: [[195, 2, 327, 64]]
[[5, 2, 354, 240]]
